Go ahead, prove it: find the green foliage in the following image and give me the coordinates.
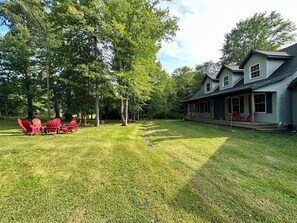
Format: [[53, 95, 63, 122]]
[[221, 11, 296, 65]]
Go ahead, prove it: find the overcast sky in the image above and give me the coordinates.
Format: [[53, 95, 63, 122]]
[[157, 0, 297, 73]]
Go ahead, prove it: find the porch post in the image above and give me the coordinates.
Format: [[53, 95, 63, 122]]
[[251, 91, 255, 130]]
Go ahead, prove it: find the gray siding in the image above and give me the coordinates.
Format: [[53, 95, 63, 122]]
[[267, 59, 285, 77], [253, 93, 277, 123], [219, 69, 233, 90], [255, 73, 297, 123], [292, 89, 297, 127], [204, 77, 218, 94], [219, 69, 243, 91], [244, 54, 267, 84]]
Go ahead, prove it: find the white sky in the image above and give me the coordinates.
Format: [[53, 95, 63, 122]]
[[157, 0, 297, 73]]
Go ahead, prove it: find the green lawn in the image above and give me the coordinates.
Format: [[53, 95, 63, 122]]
[[0, 119, 296, 222]]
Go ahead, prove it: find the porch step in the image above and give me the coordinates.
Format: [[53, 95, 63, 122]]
[[185, 117, 286, 132], [254, 124, 286, 132]]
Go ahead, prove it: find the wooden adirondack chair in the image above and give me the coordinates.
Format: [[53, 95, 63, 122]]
[[44, 120, 60, 135], [53, 118, 61, 126], [73, 119, 81, 132], [32, 118, 43, 131], [22, 119, 40, 136], [60, 119, 76, 134], [18, 118, 27, 134]]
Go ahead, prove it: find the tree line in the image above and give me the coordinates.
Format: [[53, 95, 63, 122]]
[[0, 0, 295, 126]]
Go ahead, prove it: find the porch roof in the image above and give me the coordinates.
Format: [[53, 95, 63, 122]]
[[289, 77, 297, 88]]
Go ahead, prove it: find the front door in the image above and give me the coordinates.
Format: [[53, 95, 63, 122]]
[[214, 98, 225, 120]]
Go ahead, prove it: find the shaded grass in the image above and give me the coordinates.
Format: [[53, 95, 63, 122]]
[[0, 119, 296, 222]]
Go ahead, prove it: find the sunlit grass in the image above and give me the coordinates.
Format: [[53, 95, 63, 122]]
[[0, 119, 296, 222]]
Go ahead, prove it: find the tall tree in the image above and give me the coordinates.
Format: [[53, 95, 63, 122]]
[[221, 11, 296, 65], [52, 0, 110, 126], [0, 29, 39, 119], [0, 0, 56, 118], [103, 0, 178, 126]]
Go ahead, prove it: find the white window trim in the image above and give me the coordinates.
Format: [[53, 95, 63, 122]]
[[231, 96, 240, 113], [254, 93, 266, 113], [206, 83, 211, 92], [222, 75, 230, 87], [249, 63, 261, 79]]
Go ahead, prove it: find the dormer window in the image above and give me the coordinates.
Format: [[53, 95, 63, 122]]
[[223, 76, 229, 87], [206, 83, 211, 91], [250, 64, 260, 79]]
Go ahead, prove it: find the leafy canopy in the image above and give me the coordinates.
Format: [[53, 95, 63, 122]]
[[221, 11, 296, 65]]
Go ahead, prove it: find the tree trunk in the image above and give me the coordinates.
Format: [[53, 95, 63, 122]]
[[44, 29, 51, 119], [121, 96, 129, 126], [121, 97, 126, 126], [27, 96, 34, 119], [95, 81, 100, 126], [125, 97, 129, 124], [54, 97, 60, 118], [5, 95, 9, 120], [24, 72, 34, 119]]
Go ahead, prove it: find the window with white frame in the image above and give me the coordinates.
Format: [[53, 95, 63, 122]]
[[204, 101, 210, 113], [250, 64, 260, 78], [206, 83, 211, 91], [223, 76, 229, 87], [254, 94, 266, 112], [232, 97, 240, 112]]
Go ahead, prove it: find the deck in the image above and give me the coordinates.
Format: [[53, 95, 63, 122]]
[[185, 117, 285, 131]]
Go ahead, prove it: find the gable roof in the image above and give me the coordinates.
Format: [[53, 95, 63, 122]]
[[186, 43, 297, 103], [239, 49, 292, 69], [216, 65, 243, 78], [201, 73, 219, 84]]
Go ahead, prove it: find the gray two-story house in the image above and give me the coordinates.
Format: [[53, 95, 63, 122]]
[[185, 43, 297, 130]]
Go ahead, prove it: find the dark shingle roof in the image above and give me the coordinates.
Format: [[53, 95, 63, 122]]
[[289, 77, 297, 87], [186, 43, 297, 103], [201, 73, 219, 84], [216, 65, 243, 78], [239, 49, 292, 69]]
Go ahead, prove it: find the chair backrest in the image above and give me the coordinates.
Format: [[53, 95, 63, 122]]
[[22, 120, 32, 132], [18, 118, 27, 131], [68, 119, 77, 128], [45, 120, 60, 133], [45, 120, 60, 128], [53, 118, 61, 125], [32, 118, 42, 128], [232, 111, 239, 120], [247, 113, 252, 122]]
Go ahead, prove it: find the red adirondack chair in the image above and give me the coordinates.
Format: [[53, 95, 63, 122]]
[[60, 119, 77, 134], [32, 118, 43, 131], [44, 120, 60, 135], [74, 119, 81, 132], [53, 118, 61, 126], [18, 118, 27, 134], [22, 119, 40, 136]]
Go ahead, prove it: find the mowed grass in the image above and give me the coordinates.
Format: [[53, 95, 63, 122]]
[[0, 119, 296, 222]]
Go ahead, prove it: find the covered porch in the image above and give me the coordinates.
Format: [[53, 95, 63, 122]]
[[184, 116, 283, 131], [187, 89, 278, 125], [184, 116, 285, 131]]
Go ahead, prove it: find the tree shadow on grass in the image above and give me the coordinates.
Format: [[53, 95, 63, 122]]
[[143, 120, 297, 222], [0, 131, 20, 136]]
